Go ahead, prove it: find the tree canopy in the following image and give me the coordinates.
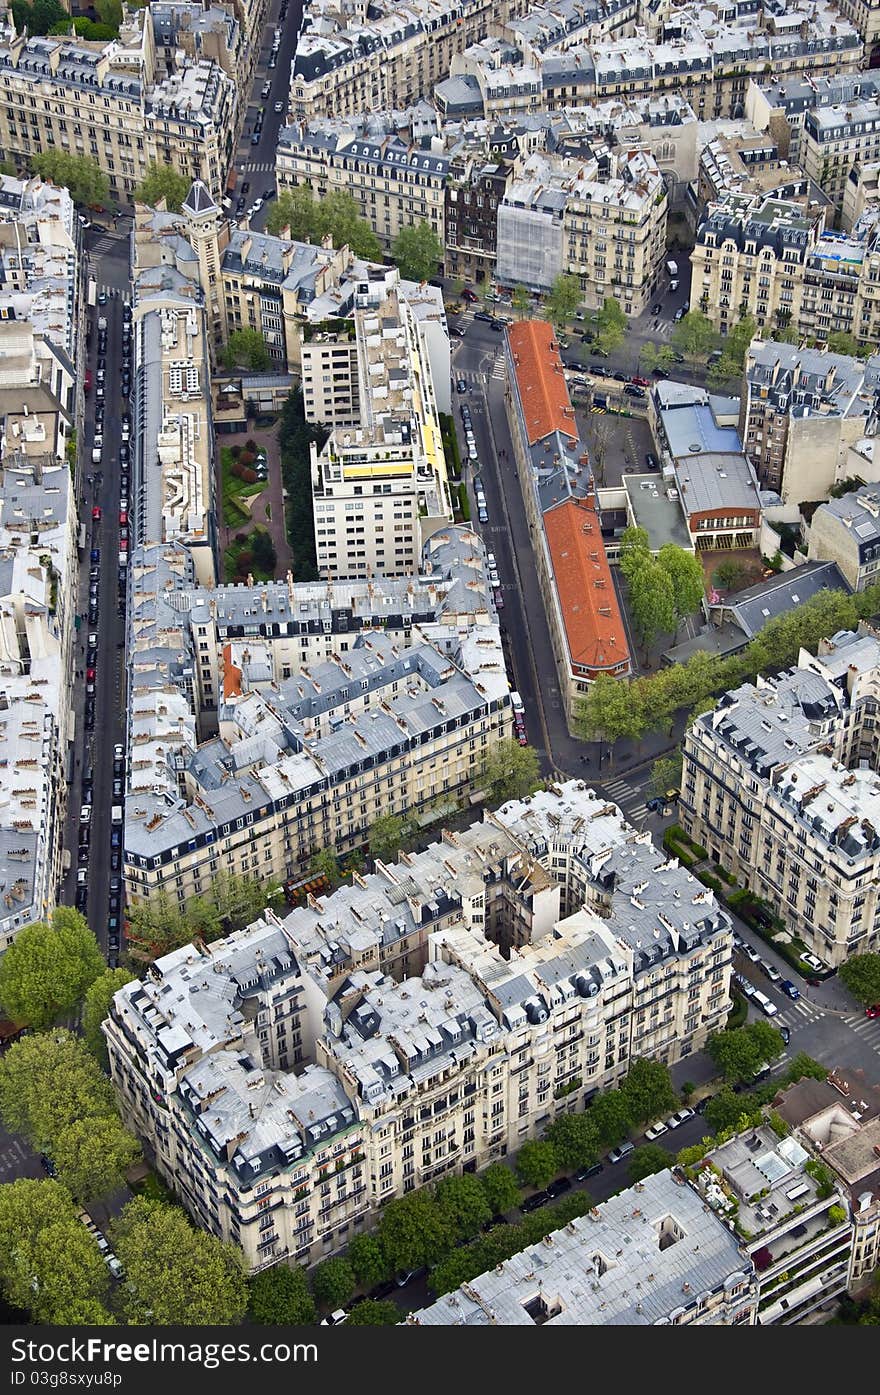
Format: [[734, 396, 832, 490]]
[[628, 558, 676, 649], [838, 953, 880, 1006], [83, 968, 136, 1069], [248, 1264, 316, 1325], [347, 1234, 389, 1291], [707, 1021, 784, 1085], [628, 1143, 672, 1183], [310, 846, 342, 890], [391, 221, 443, 283], [126, 871, 279, 960], [576, 672, 645, 747], [479, 1163, 521, 1217], [347, 1298, 400, 1325], [434, 1173, 492, 1242], [0, 1178, 111, 1324], [0, 907, 104, 1029], [31, 151, 110, 208], [657, 544, 705, 620], [544, 1112, 600, 1172], [515, 1139, 560, 1190], [311, 1256, 355, 1310], [594, 297, 627, 355], [368, 814, 412, 864], [222, 328, 272, 373], [620, 1058, 677, 1125], [544, 273, 581, 329], [134, 163, 190, 212], [111, 1198, 248, 1325], [480, 738, 541, 805], [589, 1089, 632, 1148], [377, 1191, 456, 1274], [265, 185, 381, 259], [670, 311, 717, 366]]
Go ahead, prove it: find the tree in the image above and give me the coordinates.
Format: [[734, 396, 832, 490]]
[[134, 162, 190, 212], [516, 1139, 560, 1190], [589, 1089, 632, 1148], [544, 1112, 600, 1172], [650, 754, 683, 799], [266, 185, 318, 239], [347, 1234, 389, 1291], [0, 1178, 110, 1324], [629, 559, 676, 650], [628, 1143, 672, 1183], [320, 190, 382, 260], [53, 1116, 140, 1204], [479, 738, 541, 805], [704, 1087, 751, 1134], [657, 543, 705, 620], [670, 311, 717, 367], [713, 558, 746, 593], [434, 1173, 492, 1242], [112, 1198, 248, 1325], [368, 813, 410, 864], [618, 525, 652, 585], [391, 220, 443, 283], [310, 846, 341, 890], [94, 0, 122, 28], [584, 412, 615, 485], [621, 1058, 677, 1125], [707, 1022, 784, 1085], [83, 968, 136, 1069], [347, 1297, 400, 1325], [377, 1192, 455, 1274], [479, 1163, 521, 1216], [708, 314, 757, 388], [250, 529, 277, 576], [826, 330, 863, 358], [11, 0, 68, 36], [511, 284, 531, 319], [576, 672, 645, 748], [640, 342, 675, 376], [544, 273, 581, 329], [0, 907, 103, 1030], [31, 151, 110, 208], [594, 296, 627, 355], [223, 328, 272, 373], [0, 1030, 117, 1153], [248, 1264, 316, 1325], [311, 1256, 355, 1310], [839, 953, 880, 1006]]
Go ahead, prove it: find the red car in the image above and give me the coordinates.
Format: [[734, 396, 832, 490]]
[[86, 667, 95, 682], [866, 1005, 880, 1019], [119, 509, 128, 526], [119, 535, 129, 552], [91, 506, 101, 521], [462, 288, 478, 303], [630, 375, 649, 387], [516, 729, 528, 746]]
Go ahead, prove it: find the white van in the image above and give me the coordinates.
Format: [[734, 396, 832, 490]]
[[751, 989, 778, 1017], [510, 690, 524, 715]]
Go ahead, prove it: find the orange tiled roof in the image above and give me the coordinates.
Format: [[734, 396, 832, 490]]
[[508, 319, 578, 446], [222, 642, 243, 701], [543, 498, 630, 674]]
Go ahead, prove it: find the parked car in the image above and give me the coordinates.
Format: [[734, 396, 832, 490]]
[[665, 1109, 695, 1129], [780, 979, 800, 1000], [575, 1161, 604, 1181], [456, 378, 467, 394], [801, 951, 827, 973], [651, 303, 662, 315], [473, 310, 493, 323], [865, 1004, 880, 1019], [493, 588, 504, 610], [462, 288, 479, 303], [546, 1176, 572, 1199], [743, 944, 761, 963], [645, 452, 658, 470], [607, 1142, 635, 1164], [644, 1121, 668, 1141], [624, 384, 646, 398], [521, 1190, 550, 1212], [751, 989, 778, 1017], [320, 1310, 348, 1327], [779, 1025, 791, 1045]]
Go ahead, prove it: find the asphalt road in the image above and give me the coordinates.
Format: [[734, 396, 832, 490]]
[[61, 229, 132, 961], [234, 0, 304, 227]]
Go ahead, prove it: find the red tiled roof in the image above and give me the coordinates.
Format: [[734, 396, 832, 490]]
[[508, 319, 578, 446], [543, 498, 630, 675], [222, 642, 242, 701]]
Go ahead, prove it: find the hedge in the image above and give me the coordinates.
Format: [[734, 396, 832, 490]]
[[458, 482, 471, 521]]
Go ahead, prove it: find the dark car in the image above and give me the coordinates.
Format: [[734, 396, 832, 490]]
[[780, 1025, 791, 1046], [589, 364, 607, 376], [122, 303, 132, 323], [241, 181, 250, 196], [652, 366, 669, 378], [576, 1161, 604, 1181], [489, 319, 505, 331], [651, 303, 662, 315], [624, 384, 646, 398], [645, 452, 658, 469], [456, 378, 467, 394], [39, 1153, 57, 1178], [473, 310, 493, 323], [109, 895, 121, 916], [521, 1190, 550, 1213], [236, 196, 246, 212], [547, 1176, 572, 1199], [461, 288, 478, 303], [111, 828, 122, 849], [110, 849, 121, 872], [646, 796, 665, 813], [251, 132, 261, 145], [694, 1095, 714, 1115], [75, 887, 88, 912]]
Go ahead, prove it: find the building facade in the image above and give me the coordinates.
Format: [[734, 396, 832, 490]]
[[809, 486, 880, 590]]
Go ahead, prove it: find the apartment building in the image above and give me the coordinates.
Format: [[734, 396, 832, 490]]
[[276, 117, 449, 252], [411, 1169, 758, 1325], [106, 780, 733, 1269], [679, 626, 880, 967], [0, 9, 238, 204], [131, 197, 218, 586], [696, 128, 821, 221], [809, 486, 880, 590], [288, 0, 530, 123], [802, 94, 880, 215], [740, 339, 880, 502], [696, 1123, 852, 1324], [121, 527, 512, 909], [443, 155, 510, 284], [496, 147, 666, 315], [308, 282, 452, 580], [505, 320, 630, 722]]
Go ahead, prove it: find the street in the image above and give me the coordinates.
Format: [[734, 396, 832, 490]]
[[234, 0, 304, 230]]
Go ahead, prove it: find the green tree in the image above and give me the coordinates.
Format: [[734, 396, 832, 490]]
[[617, 525, 652, 586], [368, 813, 410, 864], [657, 543, 705, 620], [839, 953, 880, 1006], [31, 151, 110, 208], [347, 1234, 389, 1291], [377, 1191, 455, 1274], [479, 1163, 521, 1216], [650, 753, 683, 799], [479, 738, 541, 805], [434, 1173, 492, 1242], [320, 190, 383, 260], [516, 1139, 560, 1190], [0, 1030, 117, 1153], [628, 1143, 672, 1183], [544, 273, 582, 329], [670, 311, 717, 367], [589, 1089, 632, 1148], [707, 1022, 784, 1085], [713, 558, 746, 593], [640, 342, 675, 375], [704, 1087, 751, 1134], [53, 1115, 140, 1204], [83, 968, 136, 1069], [594, 296, 627, 355], [391, 220, 443, 283], [310, 846, 342, 890], [126, 888, 188, 958], [0, 1178, 110, 1324], [544, 1112, 600, 1172], [826, 331, 863, 358], [134, 162, 190, 212], [621, 1058, 677, 1125], [707, 314, 756, 387], [0, 907, 104, 1029], [11, 0, 68, 36], [576, 672, 646, 748], [94, 0, 122, 28], [769, 324, 799, 345], [112, 1198, 248, 1325], [248, 1264, 316, 1325], [311, 1256, 355, 1310], [265, 185, 317, 239], [347, 1298, 400, 1325], [223, 328, 272, 373], [511, 284, 531, 319], [629, 559, 676, 649]]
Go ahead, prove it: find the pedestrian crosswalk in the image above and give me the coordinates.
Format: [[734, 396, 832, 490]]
[[843, 1012, 880, 1051], [239, 161, 275, 175], [490, 355, 506, 381], [601, 776, 648, 823], [776, 1000, 826, 1028], [89, 234, 125, 257]]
